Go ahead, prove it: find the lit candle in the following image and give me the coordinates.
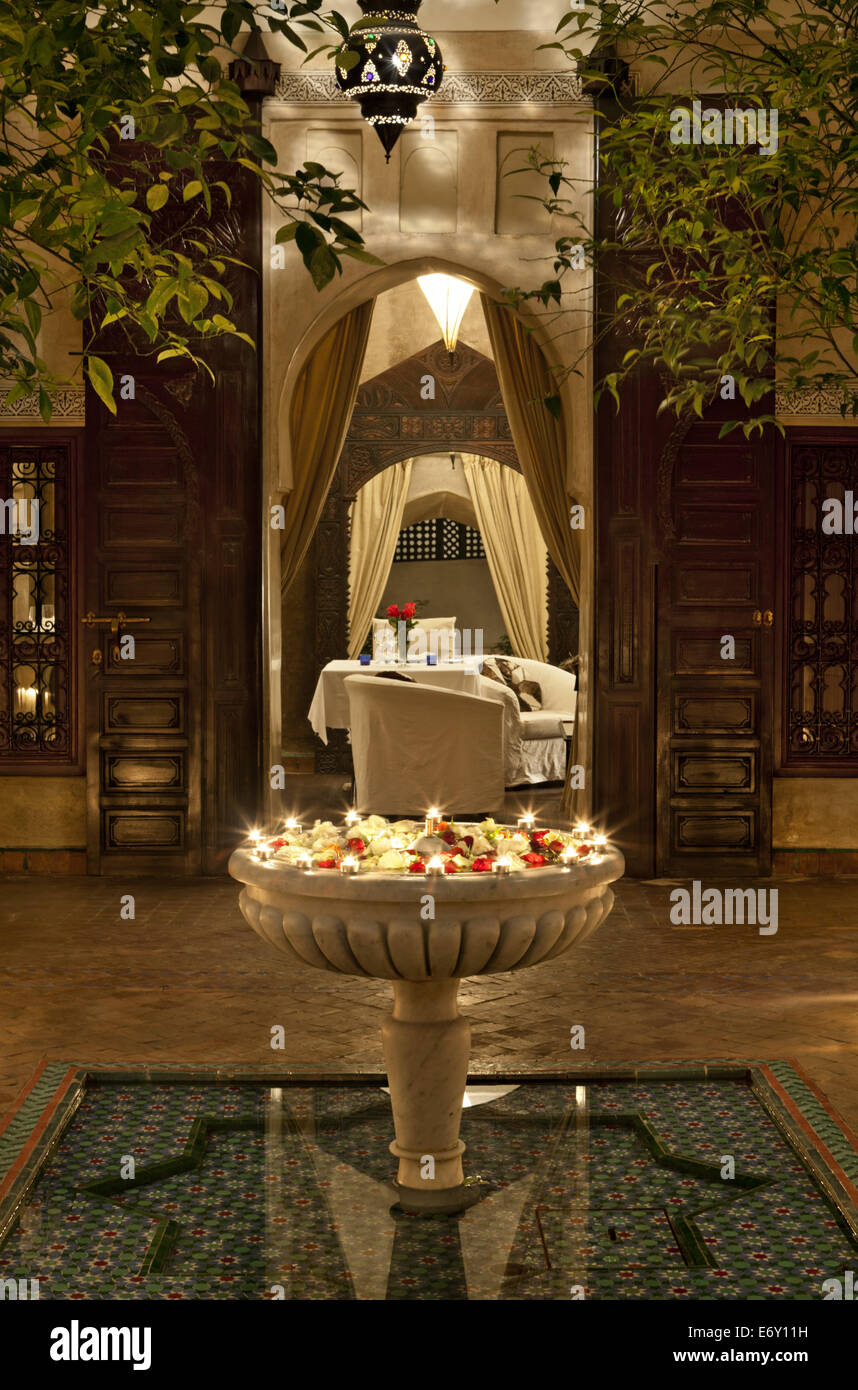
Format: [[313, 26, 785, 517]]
[[298, 852, 312, 870], [424, 808, 442, 835], [15, 686, 38, 718], [257, 843, 273, 862], [247, 829, 262, 846], [560, 847, 575, 866], [594, 834, 607, 847], [339, 855, 360, 875], [573, 821, 591, 836], [345, 810, 361, 828], [492, 856, 512, 875], [283, 817, 302, 834], [427, 854, 443, 876], [517, 813, 536, 832]]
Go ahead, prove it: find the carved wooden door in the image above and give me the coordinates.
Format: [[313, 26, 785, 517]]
[[655, 417, 777, 875], [83, 366, 260, 875]]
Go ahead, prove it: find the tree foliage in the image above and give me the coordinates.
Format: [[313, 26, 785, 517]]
[[509, 0, 858, 435], [0, 0, 378, 416]]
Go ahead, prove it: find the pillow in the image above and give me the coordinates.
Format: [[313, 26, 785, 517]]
[[516, 680, 543, 713], [486, 657, 543, 713], [481, 657, 508, 688]]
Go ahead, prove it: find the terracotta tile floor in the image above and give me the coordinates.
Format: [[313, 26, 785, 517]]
[[1, 873, 857, 1133]]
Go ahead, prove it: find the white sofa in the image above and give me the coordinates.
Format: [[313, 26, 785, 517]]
[[477, 658, 577, 786]]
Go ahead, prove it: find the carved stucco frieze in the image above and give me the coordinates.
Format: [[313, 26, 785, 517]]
[[273, 70, 587, 107]]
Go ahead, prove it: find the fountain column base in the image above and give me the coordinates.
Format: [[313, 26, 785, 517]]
[[382, 978, 471, 1212]]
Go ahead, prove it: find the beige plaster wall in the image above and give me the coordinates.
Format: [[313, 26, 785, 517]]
[[0, 776, 86, 847], [381, 558, 507, 651], [773, 779, 858, 850]]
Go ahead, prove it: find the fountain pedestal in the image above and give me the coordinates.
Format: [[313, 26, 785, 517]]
[[382, 979, 470, 1212], [230, 835, 623, 1216]]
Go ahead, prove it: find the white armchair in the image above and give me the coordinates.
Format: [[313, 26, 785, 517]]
[[345, 674, 506, 816]]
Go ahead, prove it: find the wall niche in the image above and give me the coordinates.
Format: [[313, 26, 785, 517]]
[[399, 130, 458, 235]]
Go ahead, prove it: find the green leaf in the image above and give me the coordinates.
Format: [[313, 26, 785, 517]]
[[309, 243, 337, 289], [86, 355, 116, 415], [296, 222, 323, 255], [183, 180, 203, 202], [221, 8, 242, 45], [146, 184, 169, 212], [198, 54, 222, 84], [23, 299, 41, 338]]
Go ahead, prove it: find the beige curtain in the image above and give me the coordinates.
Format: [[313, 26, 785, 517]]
[[281, 299, 375, 596], [462, 455, 548, 661], [481, 294, 580, 605], [348, 459, 413, 658]]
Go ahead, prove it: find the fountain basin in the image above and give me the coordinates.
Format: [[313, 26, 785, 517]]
[[230, 841, 624, 1213], [230, 848, 623, 980]]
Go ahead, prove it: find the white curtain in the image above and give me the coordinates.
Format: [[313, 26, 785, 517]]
[[462, 455, 548, 661], [347, 460, 413, 659]]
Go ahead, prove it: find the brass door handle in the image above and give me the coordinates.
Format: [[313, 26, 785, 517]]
[[752, 610, 774, 628]]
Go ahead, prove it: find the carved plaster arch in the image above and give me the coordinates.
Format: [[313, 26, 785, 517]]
[[273, 256, 571, 496]]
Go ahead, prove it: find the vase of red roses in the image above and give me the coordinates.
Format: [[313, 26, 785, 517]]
[[382, 601, 423, 663], [386, 601, 418, 632]]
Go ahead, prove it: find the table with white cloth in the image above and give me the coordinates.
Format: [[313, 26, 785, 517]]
[[308, 660, 484, 744]]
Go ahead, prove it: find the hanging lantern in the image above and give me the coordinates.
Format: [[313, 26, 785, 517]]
[[418, 274, 475, 352], [334, 3, 445, 162]]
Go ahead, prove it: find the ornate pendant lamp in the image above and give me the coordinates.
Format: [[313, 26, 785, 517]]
[[334, 3, 445, 162]]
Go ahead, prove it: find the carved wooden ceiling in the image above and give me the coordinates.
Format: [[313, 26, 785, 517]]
[[341, 339, 517, 496]]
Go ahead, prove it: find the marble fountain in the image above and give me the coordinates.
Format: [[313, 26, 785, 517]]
[[229, 818, 624, 1215]]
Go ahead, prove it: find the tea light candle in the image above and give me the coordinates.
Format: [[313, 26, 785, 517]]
[[345, 810, 361, 828], [594, 834, 607, 847], [298, 852, 312, 870], [283, 817, 302, 834], [247, 829, 262, 846], [257, 843, 273, 862], [339, 856, 360, 876], [517, 813, 536, 832], [492, 856, 512, 875], [573, 821, 591, 836], [424, 809, 442, 835], [560, 847, 576, 866], [427, 854, 444, 876]]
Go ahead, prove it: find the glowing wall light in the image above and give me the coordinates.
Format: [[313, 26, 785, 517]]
[[417, 274, 475, 353]]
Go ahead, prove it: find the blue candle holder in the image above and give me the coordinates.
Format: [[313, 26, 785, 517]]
[[359, 653, 371, 666], [426, 653, 437, 666]]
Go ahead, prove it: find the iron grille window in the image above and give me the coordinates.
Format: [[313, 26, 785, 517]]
[[785, 440, 858, 767], [394, 518, 485, 563], [0, 444, 74, 762]]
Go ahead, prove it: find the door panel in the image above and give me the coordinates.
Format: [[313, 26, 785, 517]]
[[656, 420, 776, 876], [83, 381, 201, 874]]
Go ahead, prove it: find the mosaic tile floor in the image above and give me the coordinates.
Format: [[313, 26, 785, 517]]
[[2, 1065, 857, 1300]]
